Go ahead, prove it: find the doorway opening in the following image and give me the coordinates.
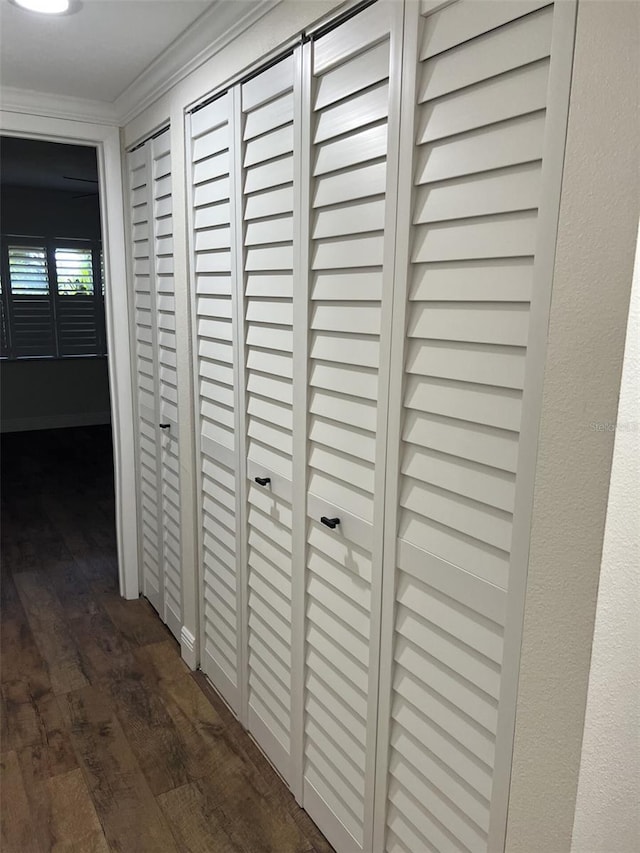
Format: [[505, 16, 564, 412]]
[[0, 121, 140, 599], [0, 135, 119, 597]]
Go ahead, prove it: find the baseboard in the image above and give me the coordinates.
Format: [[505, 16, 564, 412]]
[[180, 626, 198, 671], [0, 411, 112, 433]]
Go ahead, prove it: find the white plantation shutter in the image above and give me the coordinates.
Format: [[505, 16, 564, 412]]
[[128, 144, 163, 614], [301, 5, 401, 851], [189, 94, 243, 711], [6, 246, 55, 357], [241, 54, 296, 780], [54, 246, 103, 356], [152, 129, 182, 640], [376, 3, 567, 852]]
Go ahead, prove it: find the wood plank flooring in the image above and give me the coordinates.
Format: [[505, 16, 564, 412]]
[[0, 427, 333, 853]]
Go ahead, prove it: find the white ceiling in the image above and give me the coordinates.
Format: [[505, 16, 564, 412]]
[[0, 0, 216, 102]]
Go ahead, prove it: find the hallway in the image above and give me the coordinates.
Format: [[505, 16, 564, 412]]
[[0, 427, 333, 853]]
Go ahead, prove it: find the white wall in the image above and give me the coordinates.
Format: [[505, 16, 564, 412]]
[[571, 227, 640, 853]]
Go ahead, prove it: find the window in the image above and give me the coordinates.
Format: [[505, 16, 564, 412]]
[[0, 237, 106, 359]]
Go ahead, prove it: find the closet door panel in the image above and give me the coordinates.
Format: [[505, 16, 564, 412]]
[[190, 94, 242, 709], [151, 130, 182, 640], [303, 4, 401, 850], [242, 54, 295, 781], [128, 131, 182, 638], [379, 3, 571, 852], [128, 145, 162, 614]]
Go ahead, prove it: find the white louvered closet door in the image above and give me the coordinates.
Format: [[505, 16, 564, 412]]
[[376, 2, 574, 852], [241, 54, 297, 783], [151, 130, 182, 641], [189, 94, 243, 712], [302, 5, 402, 851], [128, 144, 163, 615]]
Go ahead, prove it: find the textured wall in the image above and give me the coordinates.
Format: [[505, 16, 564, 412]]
[[506, 1, 640, 851], [571, 229, 640, 853]]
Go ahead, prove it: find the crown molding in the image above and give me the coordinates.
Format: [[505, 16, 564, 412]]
[[114, 0, 280, 127], [0, 86, 118, 126]]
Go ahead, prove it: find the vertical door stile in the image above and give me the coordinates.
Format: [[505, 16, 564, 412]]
[[364, 1, 405, 851], [291, 37, 312, 803], [371, 1, 418, 850], [231, 83, 250, 726]]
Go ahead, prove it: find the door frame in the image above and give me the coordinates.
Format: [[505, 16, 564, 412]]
[[0, 109, 140, 600]]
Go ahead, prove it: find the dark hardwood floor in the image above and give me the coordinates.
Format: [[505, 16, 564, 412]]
[[0, 426, 333, 853]]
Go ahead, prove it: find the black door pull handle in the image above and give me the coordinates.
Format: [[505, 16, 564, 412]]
[[159, 423, 171, 430], [255, 476, 271, 486], [320, 516, 340, 530]]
